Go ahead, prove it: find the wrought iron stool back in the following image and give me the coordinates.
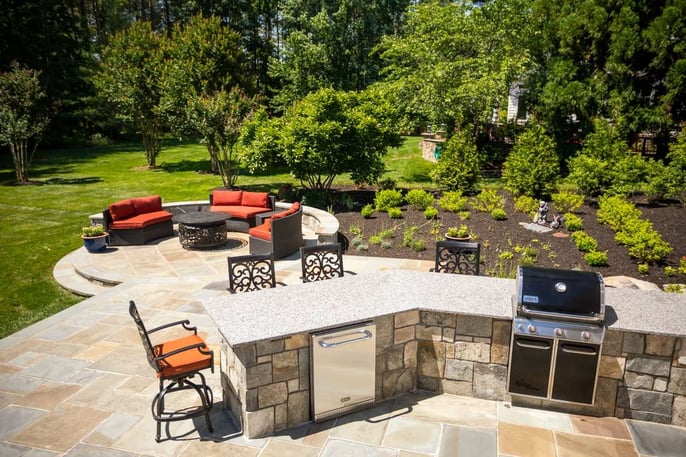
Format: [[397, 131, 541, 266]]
[[128, 300, 214, 442], [227, 253, 277, 293], [434, 240, 481, 275], [300, 243, 344, 283]]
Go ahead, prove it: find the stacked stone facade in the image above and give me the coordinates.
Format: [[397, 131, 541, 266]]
[[220, 311, 686, 438]]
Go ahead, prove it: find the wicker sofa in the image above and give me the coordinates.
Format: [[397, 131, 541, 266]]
[[103, 195, 174, 246], [209, 190, 276, 233], [248, 202, 304, 259]]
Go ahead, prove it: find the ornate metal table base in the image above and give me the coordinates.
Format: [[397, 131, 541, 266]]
[[176, 212, 231, 250]]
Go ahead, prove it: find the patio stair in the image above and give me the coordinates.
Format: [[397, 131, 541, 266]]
[[52, 249, 119, 297]]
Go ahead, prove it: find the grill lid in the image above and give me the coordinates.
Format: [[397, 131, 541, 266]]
[[516, 266, 604, 322]]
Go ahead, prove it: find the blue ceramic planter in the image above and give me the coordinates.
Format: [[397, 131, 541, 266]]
[[82, 234, 108, 253]]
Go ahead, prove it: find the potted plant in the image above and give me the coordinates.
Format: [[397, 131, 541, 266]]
[[82, 224, 108, 253], [445, 224, 471, 241]]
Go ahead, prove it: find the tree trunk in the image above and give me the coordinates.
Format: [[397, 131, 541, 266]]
[[140, 118, 160, 168], [10, 140, 30, 182]]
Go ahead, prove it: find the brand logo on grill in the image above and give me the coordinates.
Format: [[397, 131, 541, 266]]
[[522, 295, 539, 303], [340, 396, 351, 403]]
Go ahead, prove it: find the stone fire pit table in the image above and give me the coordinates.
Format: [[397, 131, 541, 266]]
[[175, 212, 230, 249]]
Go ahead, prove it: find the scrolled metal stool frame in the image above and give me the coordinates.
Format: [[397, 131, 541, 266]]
[[434, 240, 481, 275], [300, 243, 344, 283], [227, 253, 277, 293]]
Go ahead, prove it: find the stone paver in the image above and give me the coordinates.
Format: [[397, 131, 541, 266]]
[[0, 240, 682, 456]]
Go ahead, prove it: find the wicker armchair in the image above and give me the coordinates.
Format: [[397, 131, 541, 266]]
[[248, 203, 304, 259]]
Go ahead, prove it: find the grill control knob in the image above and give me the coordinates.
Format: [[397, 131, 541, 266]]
[[527, 325, 537, 334], [582, 331, 591, 340], [555, 328, 564, 337]]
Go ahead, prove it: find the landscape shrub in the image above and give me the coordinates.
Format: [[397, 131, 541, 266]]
[[502, 123, 559, 198], [598, 195, 672, 263], [369, 235, 383, 245], [424, 206, 439, 219], [514, 195, 539, 218], [551, 192, 584, 214], [491, 208, 508, 220], [381, 241, 393, 249], [402, 225, 419, 247], [664, 266, 677, 277], [405, 189, 435, 211], [387, 207, 403, 219], [642, 159, 673, 203], [664, 130, 686, 204], [430, 128, 481, 192], [568, 155, 611, 197], [571, 231, 598, 252], [379, 228, 395, 239], [378, 177, 397, 190], [471, 188, 505, 213], [374, 189, 403, 211], [584, 250, 608, 267], [608, 153, 649, 197], [563, 213, 583, 232], [439, 191, 468, 213], [360, 204, 374, 218], [356, 244, 369, 251], [637, 263, 649, 275], [411, 239, 426, 251]]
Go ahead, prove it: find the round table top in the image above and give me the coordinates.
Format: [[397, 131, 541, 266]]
[[175, 211, 230, 227]]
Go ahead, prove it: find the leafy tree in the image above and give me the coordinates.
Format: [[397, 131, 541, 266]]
[[186, 88, 258, 188], [244, 87, 401, 190], [0, 63, 50, 183], [376, 0, 531, 135], [502, 122, 560, 198], [431, 127, 481, 192], [95, 22, 166, 168]]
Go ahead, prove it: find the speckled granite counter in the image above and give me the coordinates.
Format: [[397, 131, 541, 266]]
[[202, 270, 686, 437], [203, 270, 686, 345], [203, 270, 515, 345]]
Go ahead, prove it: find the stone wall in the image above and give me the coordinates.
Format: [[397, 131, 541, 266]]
[[220, 311, 686, 438]]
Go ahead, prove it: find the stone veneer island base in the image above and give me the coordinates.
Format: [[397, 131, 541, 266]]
[[202, 271, 686, 438]]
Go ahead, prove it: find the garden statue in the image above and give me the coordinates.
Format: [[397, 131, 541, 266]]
[[534, 201, 549, 225], [551, 214, 565, 230]]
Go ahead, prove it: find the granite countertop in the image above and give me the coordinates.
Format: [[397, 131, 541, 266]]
[[202, 270, 686, 346]]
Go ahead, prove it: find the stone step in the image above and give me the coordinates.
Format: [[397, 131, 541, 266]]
[[53, 253, 113, 297]]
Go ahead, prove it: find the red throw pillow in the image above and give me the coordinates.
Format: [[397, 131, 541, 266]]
[[273, 201, 300, 220], [213, 190, 243, 206], [109, 200, 136, 221], [131, 195, 162, 214], [241, 191, 269, 208]]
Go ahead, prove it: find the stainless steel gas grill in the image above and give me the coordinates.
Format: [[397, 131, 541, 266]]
[[507, 266, 605, 405]]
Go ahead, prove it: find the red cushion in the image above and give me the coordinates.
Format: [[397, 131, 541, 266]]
[[109, 200, 136, 221], [213, 190, 243, 206], [248, 222, 271, 241], [211, 205, 270, 220], [131, 195, 162, 214], [241, 192, 269, 208], [272, 202, 300, 221], [109, 211, 172, 229]]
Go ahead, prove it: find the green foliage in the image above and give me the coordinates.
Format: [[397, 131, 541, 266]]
[[551, 192, 584, 214], [598, 195, 672, 263], [381, 241, 393, 249], [348, 225, 363, 237], [375, 189, 404, 211], [503, 123, 560, 198], [665, 284, 685, 294], [567, 155, 613, 197], [243, 88, 401, 190], [351, 237, 363, 247], [402, 225, 419, 247], [608, 153, 650, 197], [387, 207, 403, 219], [664, 131, 686, 204], [439, 191, 469, 213], [361, 204, 374, 219], [564, 213, 584, 232], [405, 189, 435, 211], [378, 177, 397, 190], [356, 244, 369, 251], [637, 263, 650, 275], [584, 251, 608, 267], [410, 240, 426, 252], [430, 128, 481, 192], [664, 266, 677, 277], [82, 225, 106, 237], [447, 225, 470, 238], [491, 208, 508, 221], [369, 235, 383, 245], [571, 231, 598, 252], [514, 195, 539, 218], [471, 189, 505, 213], [424, 207, 439, 219], [96, 21, 166, 168], [379, 229, 396, 239], [0, 62, 50, 182]]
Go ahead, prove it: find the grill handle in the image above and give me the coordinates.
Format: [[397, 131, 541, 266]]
[[515, 338, 551, 350], [518, 305, 603, 324], [559, 343, 598, 356]]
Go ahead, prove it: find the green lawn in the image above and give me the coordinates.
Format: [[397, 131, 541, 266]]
[[0, 137, 433, 338]]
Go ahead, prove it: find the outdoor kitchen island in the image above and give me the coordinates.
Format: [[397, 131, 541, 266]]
[[202, 270, 686, 438]]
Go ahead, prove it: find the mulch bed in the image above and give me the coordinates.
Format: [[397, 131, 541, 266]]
[[333, 189, 686, 288]]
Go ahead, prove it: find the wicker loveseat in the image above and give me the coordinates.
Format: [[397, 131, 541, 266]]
[[248, 202, 304, 259], [103, 195, 174, 246], [209, 190, 276, 233]]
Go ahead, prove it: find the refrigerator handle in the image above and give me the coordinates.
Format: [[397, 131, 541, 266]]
[[318, 329, 373, 348]]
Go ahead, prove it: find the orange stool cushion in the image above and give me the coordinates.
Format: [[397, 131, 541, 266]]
[[154, 334, 212, 379]]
